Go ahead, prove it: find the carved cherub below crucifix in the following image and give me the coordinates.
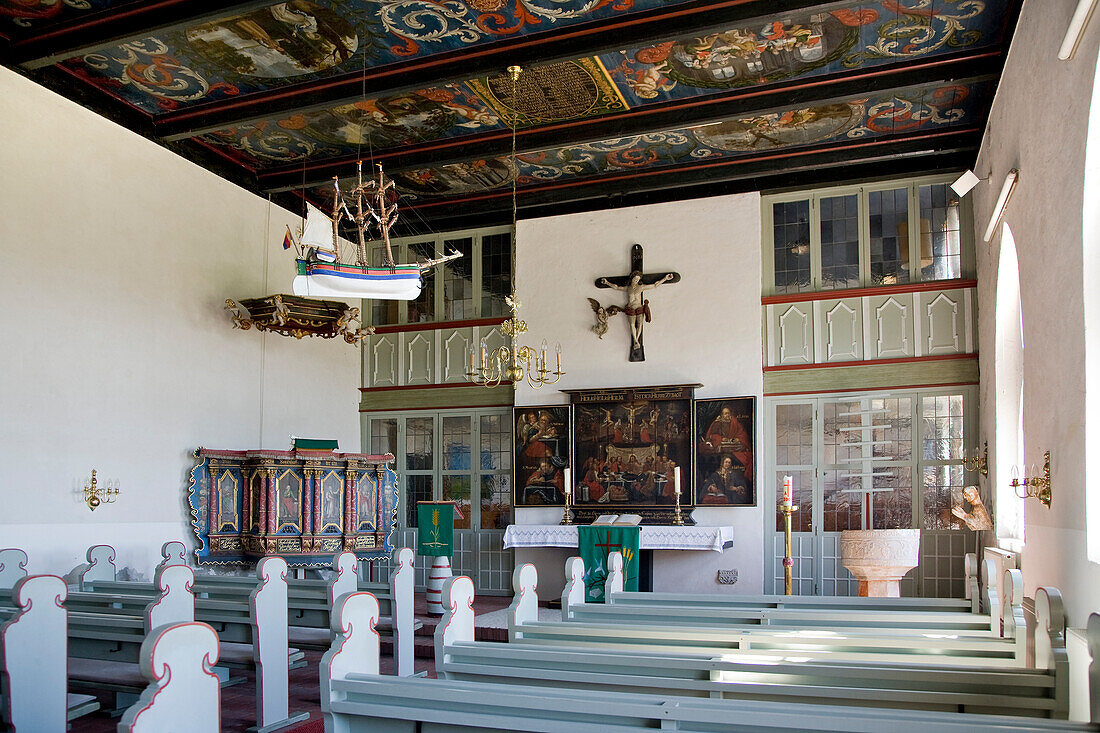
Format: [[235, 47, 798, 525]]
[[592, 244, 680, 362]]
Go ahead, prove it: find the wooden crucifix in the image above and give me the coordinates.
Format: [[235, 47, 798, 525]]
[[594, 244, 680, 362]]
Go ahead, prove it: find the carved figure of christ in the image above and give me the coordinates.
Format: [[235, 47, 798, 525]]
[[595, 244, 680, 362]]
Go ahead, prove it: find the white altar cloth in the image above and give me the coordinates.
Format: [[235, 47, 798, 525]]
[[503, 524, 734, 552]]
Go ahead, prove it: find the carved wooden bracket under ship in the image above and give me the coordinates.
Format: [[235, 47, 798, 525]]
[[289, 163, 460, 300]]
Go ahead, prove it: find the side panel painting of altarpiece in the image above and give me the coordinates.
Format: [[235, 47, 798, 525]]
[[189, 448, 398, 567], [566, 384, 698, 524], [513, 405, 571, 507], [695, 397, 756, 507]]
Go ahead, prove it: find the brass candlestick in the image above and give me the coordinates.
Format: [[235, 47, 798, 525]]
[[779, 502, 798, 595], [672, 490, 685, 525], [560, 490, 574, 525]]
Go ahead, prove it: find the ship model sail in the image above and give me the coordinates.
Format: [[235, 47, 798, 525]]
[[290, 163, 460, 300]]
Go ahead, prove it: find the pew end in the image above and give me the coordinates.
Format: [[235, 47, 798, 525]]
[[117, 621, 221, 732], [321, 591, 381, 733], [434, 576, 475, 679], [561, 556, 585, 621], [506, 564, 538, 642]]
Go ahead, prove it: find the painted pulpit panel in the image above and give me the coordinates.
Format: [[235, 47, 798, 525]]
[[319, 470, 343, 534], [215, 467, 241, 534], [357, 474, 377, 533], [189, 448, 397, 567], [276, 469, 303, 534]]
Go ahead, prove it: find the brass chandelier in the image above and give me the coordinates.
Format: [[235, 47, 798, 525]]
[[466, 65, 564, 390]]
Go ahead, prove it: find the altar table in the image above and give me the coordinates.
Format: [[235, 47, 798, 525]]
[[503, 525, 734, 552]]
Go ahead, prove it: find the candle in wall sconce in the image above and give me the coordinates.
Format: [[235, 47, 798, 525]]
[[782, 475, 793, 506]]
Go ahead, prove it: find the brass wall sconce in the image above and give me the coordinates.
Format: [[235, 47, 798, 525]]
[[965, 442, 988, 476], [83, 469, 119, 511], [1009, 451, 1051, 508]]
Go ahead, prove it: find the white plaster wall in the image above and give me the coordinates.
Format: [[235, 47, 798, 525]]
[[0, 66, 361, 579], [513, 193, 764, 597], [972, 0, 1100, 626]]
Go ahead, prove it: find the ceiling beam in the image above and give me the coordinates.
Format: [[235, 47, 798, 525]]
[[257, 51, 1003, 193], [153, 0, 842, 140], [375, 128, 981, 233], [11, 1, 277, 69]]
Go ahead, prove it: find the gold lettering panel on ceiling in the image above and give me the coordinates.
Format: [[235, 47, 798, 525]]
[[469, 58, 628, 126]]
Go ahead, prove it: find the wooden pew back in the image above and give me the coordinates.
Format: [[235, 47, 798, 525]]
[[0, 575, 67, 731]]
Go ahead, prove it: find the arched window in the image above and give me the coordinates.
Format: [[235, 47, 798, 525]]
[[995, 223, 1025, 549]]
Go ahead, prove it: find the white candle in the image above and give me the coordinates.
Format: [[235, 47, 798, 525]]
[[782, 475, 793, 506], [563, 468, 572, 497], [673, 467, 681, 495]]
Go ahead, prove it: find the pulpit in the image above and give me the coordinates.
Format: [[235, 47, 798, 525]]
[[188, 447, 398, 567]]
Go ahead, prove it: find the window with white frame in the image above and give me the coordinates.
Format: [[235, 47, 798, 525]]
[[770, 387, 977, 535], [366, 227, 512, 327], [764, 176, 972, 295], [365, 409, 512, 531]]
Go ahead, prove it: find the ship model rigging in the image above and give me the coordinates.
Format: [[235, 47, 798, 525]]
[[289, 163, 460, 300]]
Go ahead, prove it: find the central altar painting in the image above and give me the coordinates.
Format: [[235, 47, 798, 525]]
[[567, 384, 697, 523]]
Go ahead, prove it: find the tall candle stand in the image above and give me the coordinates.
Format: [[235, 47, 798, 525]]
[[779, 501, 798, 595]]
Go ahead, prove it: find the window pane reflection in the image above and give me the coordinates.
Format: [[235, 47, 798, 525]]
[[772, 200, 811, 294]]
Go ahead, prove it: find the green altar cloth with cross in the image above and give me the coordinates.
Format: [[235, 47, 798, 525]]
[[578, 526, 641, 603]]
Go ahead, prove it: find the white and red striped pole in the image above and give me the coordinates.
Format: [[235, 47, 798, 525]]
[[426, 555, 452, 615]]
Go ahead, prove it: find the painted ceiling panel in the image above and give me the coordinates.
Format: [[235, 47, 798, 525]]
[[189, 0, 1003, 170], [1, 0, 121, 38], [601, 0, 1003, 106], [308, 80, 987, 206], [52, 0, 691, 114]]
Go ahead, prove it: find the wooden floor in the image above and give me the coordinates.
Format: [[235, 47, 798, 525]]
[[70, 593, 512, 732]]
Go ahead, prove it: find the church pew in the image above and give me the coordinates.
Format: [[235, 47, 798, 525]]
[[510, 559, 1025, 669], [438, 569, 1078, 719], [0, 575, 100, 731], [603, 550, 984, 615], [0, 549, 28, 592], [581, 552, 1000, 635], [3, 554, 308, 730], [549, 555, 1021, 662], [320, 588, 1100, 733], [518, 558, 1027, 666], [82, 543, 418, 676], [117, 621, 221, 733]]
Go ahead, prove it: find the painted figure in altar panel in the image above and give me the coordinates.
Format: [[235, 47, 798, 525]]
[[320, 472, 343, 533], [695, 397, 756, 506]]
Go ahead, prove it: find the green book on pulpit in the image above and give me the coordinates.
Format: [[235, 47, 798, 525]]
[[578, 525, 640, 603]]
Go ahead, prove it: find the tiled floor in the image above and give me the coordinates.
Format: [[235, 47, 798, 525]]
[[69, 593, 513, 732]]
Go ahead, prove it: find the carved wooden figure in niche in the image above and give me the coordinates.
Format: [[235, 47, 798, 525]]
[[594, 244, 679, 362]]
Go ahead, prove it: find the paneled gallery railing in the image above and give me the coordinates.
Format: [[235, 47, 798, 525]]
[[188, 448, 398, 567], [762, 280, 976, 368]]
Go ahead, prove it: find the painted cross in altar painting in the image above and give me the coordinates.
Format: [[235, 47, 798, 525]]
[[595, 244, 680, 362]]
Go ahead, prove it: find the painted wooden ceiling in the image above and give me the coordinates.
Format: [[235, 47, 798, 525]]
[[1, 0, 1019, 231]]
